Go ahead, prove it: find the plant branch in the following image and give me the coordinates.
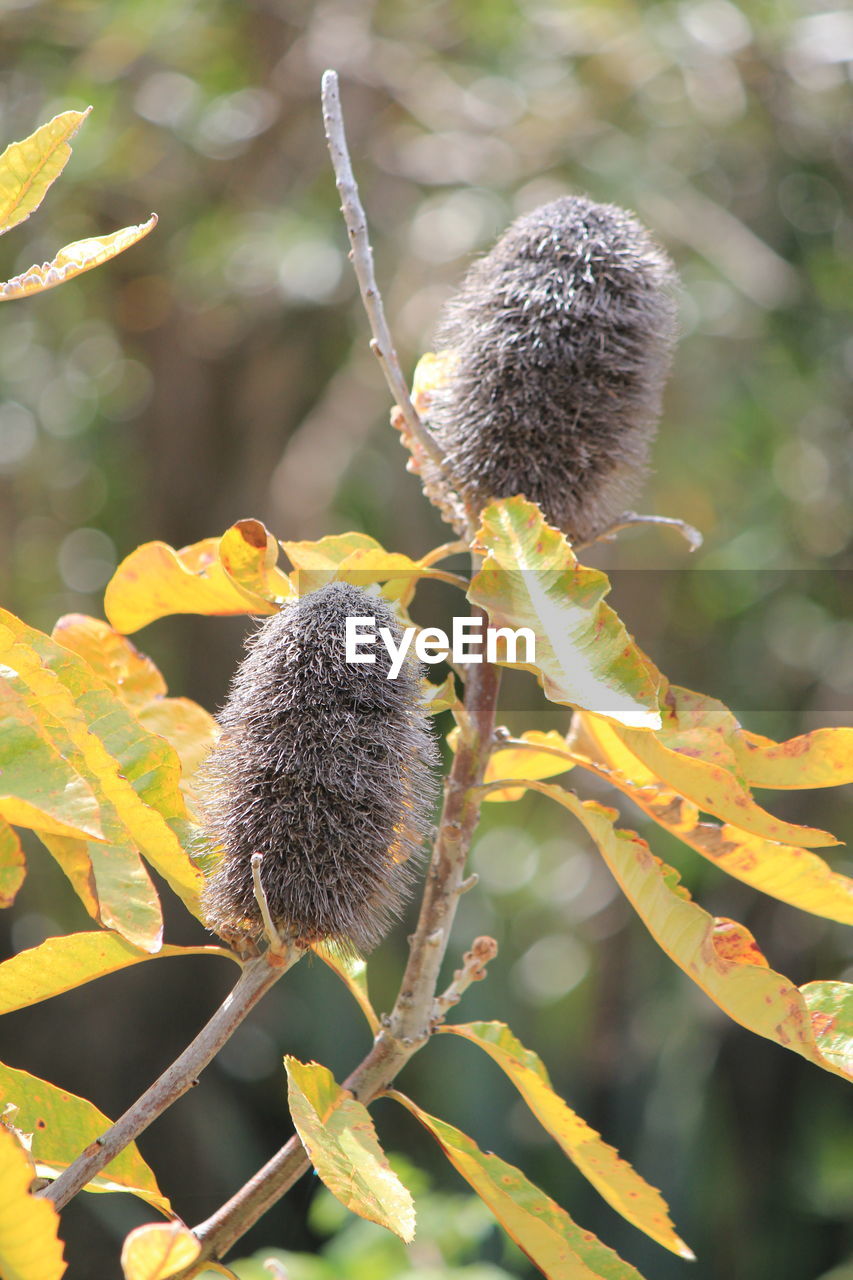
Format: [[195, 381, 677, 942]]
[[178, 616, 502, 1273], [432, 934, 499, 1024], [576, 510, 703, 553], [321, 69, 447, 476], [41, 947, 299, 1211]]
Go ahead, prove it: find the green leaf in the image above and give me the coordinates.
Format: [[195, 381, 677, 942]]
[[0, 932, 237, 1016], [801, 983, 853, 1077], [0, 1062, 170, 1214], [0, 820, 26, 908], [571, 714, 853, 923], [0, 1125, 66, 1280], [0, 108, 89, 237], [311, 943, 379, 1033], [120, 1222, 200, 1280], [468, 498, 660, 730], [437, 1022, 693, 1258], [526, 781, 853, 1081], [387, 1091, 648, 1279], [284, 1058, 415, 1242]]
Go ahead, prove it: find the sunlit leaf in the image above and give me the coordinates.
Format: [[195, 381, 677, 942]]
[[734, 726, 853, 789], [0, 1125, 66, 1280], [483, 730, 573, 802], [1, 609, 205, 944], [387, 1091, 647, 1279], [410, 349, 458, 413], [0, 108, 89, 237], [586, 708, 835, 848], [51, 615, 166, 707], [0, 932, 237, 1015], [438, 1022, 692, 1258], [52, 615, 219, 793], [1, 216, 158, 300], [468, 498, 660, 730], [282, 530, 462, 604], [284, 1058, 415, 1242], [218, 519, 293, 604], [281, 531, 380, 573], [0, 819, 26, 907], [524, 780, 853, 1081], [0, 1063, 170, 1214], [105, 534, 280, 634], [120, 1222, 200, 1280], [311, 943, 379, 1033]]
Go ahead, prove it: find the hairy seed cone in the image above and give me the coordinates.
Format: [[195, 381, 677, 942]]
[[427, 195, 679, 543], [199, 582, 438, 953]]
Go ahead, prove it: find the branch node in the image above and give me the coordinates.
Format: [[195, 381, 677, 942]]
[[458, 872, 479, 895]]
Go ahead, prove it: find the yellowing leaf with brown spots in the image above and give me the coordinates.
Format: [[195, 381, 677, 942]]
[[0, 1061, 170, 1214], [484, 731, 574, 802], [121, 1223, 199, 1280], [0, 108, 89, 236], [572, 713, 853, 925], [438, 1022, 693, 1259], [525, 780, 853, 1081], [387, 1091, 649, 1279], [284, 1058, 415, 1242], [0, 1124, 66, 1280], [0, 819, 26, 907]]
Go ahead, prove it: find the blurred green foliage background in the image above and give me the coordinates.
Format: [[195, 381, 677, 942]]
[[0, 0, 851, 1277]]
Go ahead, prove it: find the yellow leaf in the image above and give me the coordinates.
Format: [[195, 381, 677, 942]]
[[421, 672, 459, 717], [735, 726, 853, 789], [218, 519, 293, 604], [121, 1222, 200, 1280], [0, 216, 158, 300], [0, 108, 89, 237], [438, 1022, 693, 1258], [469, 497, 661, 730], [0, 931, 237, 1016], [526, 780, 853, 1081], [410, 349, 458, 414], [0, 1061, 171, 1215], [387, 1091, 647, 1279], [0, 819, 25, 907], [483, 731, 574, 802], [284, 1058, 415, 1242], [0, 1125, 66, 1280], [585, 711, 837, 849], [52, 615, 167, 707], [573, 714, 853, 922], [105, 534, 279, 634]]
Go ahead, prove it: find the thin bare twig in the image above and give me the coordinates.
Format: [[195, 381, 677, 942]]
[[41, 948, 299, 1211], [577, 510, 703, 553], [251, 852, 286, 954], [432, 935, 499, 1024], [321, 70, 447, 475]]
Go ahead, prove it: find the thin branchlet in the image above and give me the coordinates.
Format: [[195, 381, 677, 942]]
[[426, 195, 679, 542], [199, 582, 438, 954]]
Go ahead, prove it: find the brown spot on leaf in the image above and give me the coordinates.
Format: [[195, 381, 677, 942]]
[[234, 519, 267, 549]]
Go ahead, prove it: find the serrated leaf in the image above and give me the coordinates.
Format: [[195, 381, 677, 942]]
[[311, 943, 379, 1033], [0, 108, 89, 237], [0, 819, 26, 907], [387, 1091, 647, 1279], [0, 1062, 170, 1214], [438, 1022, 692, 1258], [526, 780, 853, 1081], [571, 714, 853, 923], [121, 1222, 200, 1280], [468, 498, 660, 730], [0, 216, 158, 300], [0, 1126, 66, 1280], [105, 532, 282, 634], [284, 1058, 415, 1242], [0, 932, 237, 1015], [1, 609, 205, 943]]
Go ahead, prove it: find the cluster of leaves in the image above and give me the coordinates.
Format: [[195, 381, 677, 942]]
[[1, 491, 851, 1279]]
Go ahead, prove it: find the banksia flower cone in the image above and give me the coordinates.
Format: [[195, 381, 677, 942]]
[[199, 582, 438, 953], [427, 195, 678, 543]]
